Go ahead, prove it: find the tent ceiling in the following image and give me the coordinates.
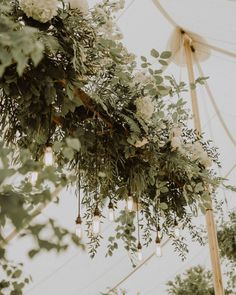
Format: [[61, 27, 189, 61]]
[[7, 1, 236, 294]]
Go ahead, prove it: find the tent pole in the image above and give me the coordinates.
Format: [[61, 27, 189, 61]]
[[183, 34, 225, 295]]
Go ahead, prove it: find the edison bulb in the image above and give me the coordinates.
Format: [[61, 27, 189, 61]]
[[75, 223, 82, 239], [92, 215, 100, 235], [174, 227, 180, 238], [156, 243, 162, 257], [108, 208, 115, 222], [127, 196, 134, 212], [137, 248, 143, 261], [44, 146, 54, 166], [30, 171, 38, 186]]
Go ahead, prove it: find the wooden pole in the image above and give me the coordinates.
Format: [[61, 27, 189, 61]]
[[183, 33, 225, 295]]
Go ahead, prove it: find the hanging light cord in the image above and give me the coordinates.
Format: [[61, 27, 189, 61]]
[[46, 105, 52, 145], [95, 115, 99, 205], [78, 160, 81, 216], [137, 207, 141, 243], [108, 237, 171, 293]]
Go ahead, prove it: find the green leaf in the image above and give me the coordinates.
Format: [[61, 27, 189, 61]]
[[151, 49, 159, 58], [66, 137, 81, 152], [28, 249, 40, 258], [154, 75, 163, 84], [160, 51, 172, 59], [62, 147, 74, 160], [12, 269, 22, 279], [190, 83, 196, 90], [159, 59, 168, 66], [159, 202, 168, 210], [30, 42, 44, 66]]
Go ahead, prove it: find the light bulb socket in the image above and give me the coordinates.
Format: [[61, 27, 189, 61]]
[[94, 206, 100, 217], [108, 201, 114, 210], [75, 215, 82, 225], [174, 218, 178, 227], [137, 241, 142, 250], [155, 234, 161, 244]]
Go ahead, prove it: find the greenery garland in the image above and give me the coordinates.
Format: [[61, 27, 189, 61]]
[[0, 0, 233, 292], [217, 211, 236, 292]]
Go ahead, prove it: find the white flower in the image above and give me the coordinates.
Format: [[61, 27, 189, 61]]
[[125, 53, 136, 64], [135, 96, 155, 122], [200, 151, 212, 167], [134, 138, 149, 148], [172, 127, 181, 137], [133, 70, 153, 85], [19, 0, 59, 23], [114, 32, 123, 40], [112, 0, 125, 12], [191, 141, 212, 168], [134, 72, 147, 83], [171, 136, 182, 150], [192, 141, 204, 155], [100, 57, 112, 67], [67, 0, 89, 14], [98, 171, 106, 178], [159, 141, 165, 147], [94, 5, 107, 18]]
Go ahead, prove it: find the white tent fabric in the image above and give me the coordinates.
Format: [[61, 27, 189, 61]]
[[6, 0, 236, 294]]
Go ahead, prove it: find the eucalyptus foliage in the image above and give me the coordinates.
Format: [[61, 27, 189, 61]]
[[218, 211, 236, 263], [101, 288, 127, 295], [0, 141, 82, 294], [0, 0, 232, 292], [217, 211, 236, 293], [0, 262, 31, 295], [167, 266, 215, 295]]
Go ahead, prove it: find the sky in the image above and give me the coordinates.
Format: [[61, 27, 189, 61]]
[[5, 0, 236, 294]]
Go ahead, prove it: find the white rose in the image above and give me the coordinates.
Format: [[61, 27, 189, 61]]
[[125, 53, 136, 64], [191, 141, 212, 168], [19, 0, 59, 23], [67, 0, 89, 14], [134, 138, 149, 148], [200, 151, 212, 168], [98, 171, 106, 178], [192, 141, 204, 155], [171, 136, 182, 150], [112, 0, 125, 12], [133, 71, 153, 85], [135, 96, 155, 122], [114, 32, 123, 40], [172, 127, 181, 137], [159, 141, 165, 147]]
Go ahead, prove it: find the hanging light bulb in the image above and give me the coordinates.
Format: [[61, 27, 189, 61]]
[[75, 215, 82, 239], [92, 206, 100, 236], [44, 146, 54, 166], [108, 201, 115, 222], [127, 196, 134, 212], [155, 234, 162, 257], [174, 219, 180, 238], [157, 224, 161, 237], [30, 171, 38, 186], [137, 242, 143, 261]]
